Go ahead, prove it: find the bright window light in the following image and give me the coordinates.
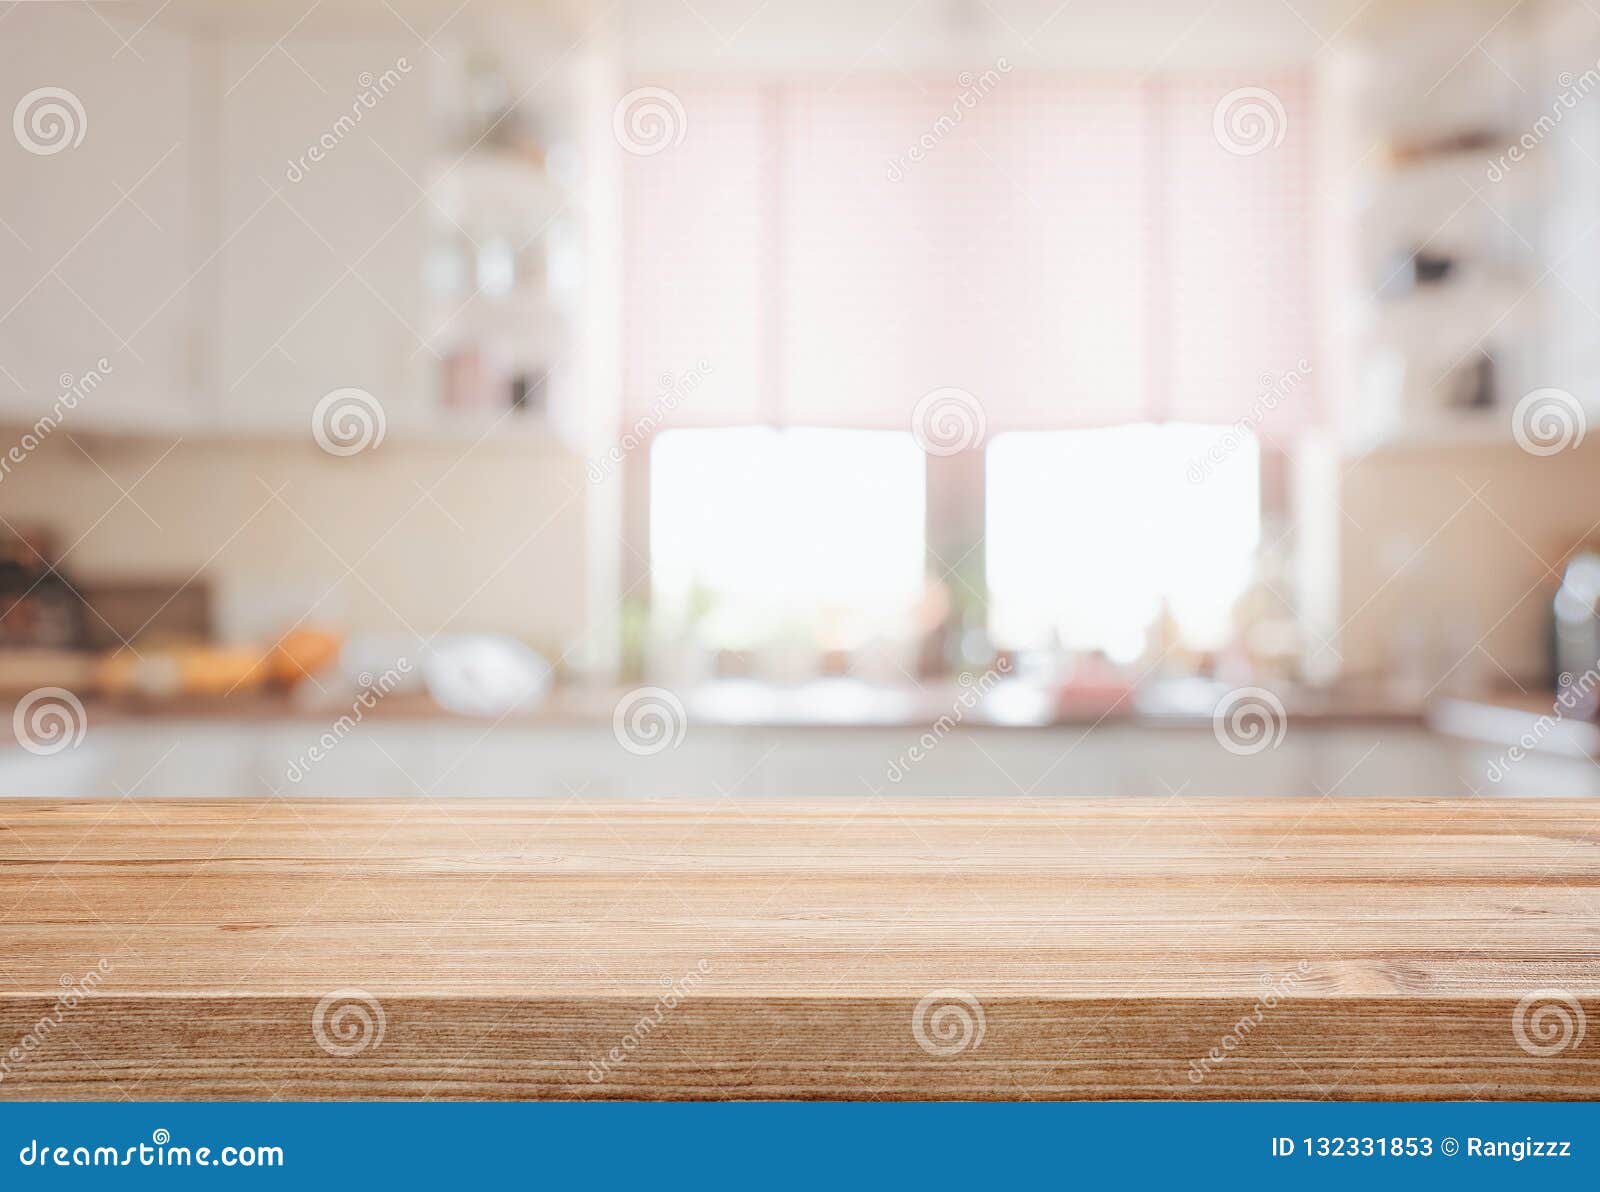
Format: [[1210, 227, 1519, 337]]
[[986, 425, 1260, 663], [651, 428, 925, 651]]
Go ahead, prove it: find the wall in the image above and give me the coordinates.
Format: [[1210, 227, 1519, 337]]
[[1337, 440, 1600, 688], [0, 433, 590, 660]]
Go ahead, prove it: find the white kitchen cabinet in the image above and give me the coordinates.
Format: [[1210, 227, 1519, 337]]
[[212, 37, 433, 435], [0, 5, 195, 431], [0, 8, 592, 445]]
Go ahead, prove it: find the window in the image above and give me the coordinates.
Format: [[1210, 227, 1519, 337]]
[[650, 429, 925, 654], [623, 72, 1313, 677], [985, 425, 1261, 662]]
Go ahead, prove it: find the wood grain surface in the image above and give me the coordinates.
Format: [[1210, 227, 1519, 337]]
[[0, 797, 1597, 1100]]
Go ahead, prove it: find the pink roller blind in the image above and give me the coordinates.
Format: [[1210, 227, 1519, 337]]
[[622, 83, 770, 425], [1159, 75, 1317, 432], [623, 71, 1316, 433]]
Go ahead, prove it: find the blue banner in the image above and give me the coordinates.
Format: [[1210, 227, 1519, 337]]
[[1, 1102, 1596, 1188]]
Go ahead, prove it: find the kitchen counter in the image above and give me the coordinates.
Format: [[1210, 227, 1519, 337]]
[[1430, 694, 1600, 761], [35, 675, 1431, 735], [1, 797, 1597, 1100]]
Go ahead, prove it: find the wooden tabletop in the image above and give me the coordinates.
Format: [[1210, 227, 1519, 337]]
[[1, 797, 1598, 1100]]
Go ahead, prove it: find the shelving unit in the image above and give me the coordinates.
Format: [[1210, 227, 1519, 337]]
[[421, 50, 585, 435], [1324, 5, 1567, 453]]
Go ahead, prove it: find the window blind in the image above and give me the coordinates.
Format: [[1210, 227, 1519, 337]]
[[623, 71, 1316, 434]]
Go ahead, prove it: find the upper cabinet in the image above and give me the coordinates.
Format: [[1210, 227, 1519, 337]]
[[0, 3, 604, 448], [211, 35, 434, 434], [0, 5, 195, 432]]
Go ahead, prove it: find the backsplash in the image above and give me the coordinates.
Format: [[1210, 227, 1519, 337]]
[[0, 433, 588, 655], [1338, 439, 1600, 686]]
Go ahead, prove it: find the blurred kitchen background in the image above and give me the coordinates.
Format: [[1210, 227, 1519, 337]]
[[2, 0, 1599, 798]]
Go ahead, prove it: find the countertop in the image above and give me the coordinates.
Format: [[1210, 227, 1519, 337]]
[[38, 676, 1433, 733], [1, 797, 1597, 1100]]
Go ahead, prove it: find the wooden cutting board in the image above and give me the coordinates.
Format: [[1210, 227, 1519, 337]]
[[0, 797, 1597, 1100]]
